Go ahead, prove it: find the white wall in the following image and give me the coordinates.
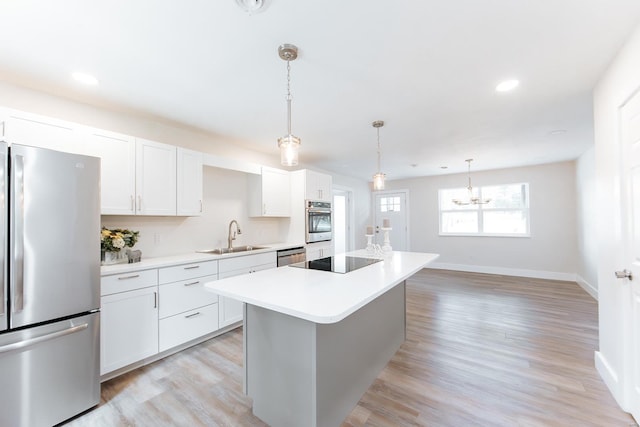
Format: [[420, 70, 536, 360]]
[[102, 167, 283, 257], [593, 23, 640, 410], [384, 161, 578, 280], [575, 146, 598, 298]]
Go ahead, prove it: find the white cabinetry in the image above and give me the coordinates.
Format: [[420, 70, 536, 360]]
[[306, 241, 333, 261], [100, 270, 159, 375], [84, 134, 177, 216], [177, 147, 203, 216], [248, 167, 291, 217], [136, 138, 177, 215], [218, 252, 277, 328], [2, 113, 80, 153], [158, 260, 219, 352], [304, 169, 332, 202], [83, 129, 137, 215]]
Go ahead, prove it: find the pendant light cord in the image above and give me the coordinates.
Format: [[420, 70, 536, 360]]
[[377, 126, 382, 173], [286, 59, 292, 135]]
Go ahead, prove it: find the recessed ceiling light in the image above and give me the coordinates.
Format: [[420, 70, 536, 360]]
[[495, 79, 519, 92], [549, 129, 567, 136], [440, 166, 448, 169], [72, 72, 99, 86]]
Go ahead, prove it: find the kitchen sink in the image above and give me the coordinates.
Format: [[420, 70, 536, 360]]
[[197, 245, 269, 255]]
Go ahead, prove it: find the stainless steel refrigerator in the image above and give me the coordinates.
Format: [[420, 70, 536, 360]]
[[0, 143, 101, 427]]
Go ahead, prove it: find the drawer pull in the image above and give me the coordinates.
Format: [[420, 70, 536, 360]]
[[184, 281, 200, 287], [183, 265, 200, 270], [185, 312, 201, 319], [117, 274, 140, 281]]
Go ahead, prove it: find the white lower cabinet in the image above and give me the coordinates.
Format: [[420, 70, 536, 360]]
[[218, 252, 277, 329], [158, 261, 219, 352], [100, 252, 279, 377], [159, 303, 219, 352], [306, 241, 334, 261], [100, 272, 159, 376]]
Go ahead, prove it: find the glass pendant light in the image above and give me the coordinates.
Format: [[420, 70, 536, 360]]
[[372, 120, 386, 190], [277, 44, 300, 166]]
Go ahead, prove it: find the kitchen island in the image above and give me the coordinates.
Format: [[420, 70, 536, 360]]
[[205, 250, 438, 427]]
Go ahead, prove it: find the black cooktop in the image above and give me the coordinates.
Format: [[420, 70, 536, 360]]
[[290, 255, 382, 274]]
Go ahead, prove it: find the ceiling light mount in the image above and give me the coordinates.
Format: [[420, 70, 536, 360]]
[[277, 43, 301, 167], [278, 44, 298, 61], [235, 0, 266, 14]]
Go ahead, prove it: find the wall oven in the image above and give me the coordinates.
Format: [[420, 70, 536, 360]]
[[306, 200, 332, 243]]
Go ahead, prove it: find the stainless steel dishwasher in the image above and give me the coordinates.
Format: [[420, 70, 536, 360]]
[[277, 246, 306, 267]]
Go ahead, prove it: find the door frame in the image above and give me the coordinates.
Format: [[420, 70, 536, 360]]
[[372, 189, 410, 251], [618, 86, 640, 422], [333, 185, 355, 253]]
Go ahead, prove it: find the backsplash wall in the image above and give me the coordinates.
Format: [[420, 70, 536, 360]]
[[101, 166, 284, 258]]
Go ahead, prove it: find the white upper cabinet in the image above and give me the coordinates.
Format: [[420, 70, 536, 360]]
[[248, 166, 291, 217], [136, 138, 177, 216], [83, 129, 137, 215], [304, 170, 332, 202], [2, 113, 81, 153], [176, 147, 203, 216]]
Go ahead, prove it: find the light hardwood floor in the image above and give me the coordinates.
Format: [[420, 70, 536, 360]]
[[64, 269, 637, 427]]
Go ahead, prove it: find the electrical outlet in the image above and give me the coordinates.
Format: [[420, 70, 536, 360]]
[[154, 233, 161, 245]]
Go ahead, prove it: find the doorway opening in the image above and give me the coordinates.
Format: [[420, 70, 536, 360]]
[[333, 187, 354, 254]]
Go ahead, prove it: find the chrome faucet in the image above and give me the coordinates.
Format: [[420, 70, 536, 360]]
[[228, 220, 242, 251]]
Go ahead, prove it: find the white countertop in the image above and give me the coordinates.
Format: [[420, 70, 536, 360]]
[[204, 250, 439, 324], [100, 242, 303, 276]]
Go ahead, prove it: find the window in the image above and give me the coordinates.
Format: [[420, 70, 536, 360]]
[[438, 183, 529, 236], [379, 196, 401, 212]]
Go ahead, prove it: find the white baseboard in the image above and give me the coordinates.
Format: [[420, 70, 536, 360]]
[[576, 274, 598, 300], [595, 351, 627, 411], [428, 262, 577, 282]]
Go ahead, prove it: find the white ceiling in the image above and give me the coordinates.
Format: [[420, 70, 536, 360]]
[[1, 1, 639, 180]]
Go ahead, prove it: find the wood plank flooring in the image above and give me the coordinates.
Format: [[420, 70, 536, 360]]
[[64, 269, 636, 426]]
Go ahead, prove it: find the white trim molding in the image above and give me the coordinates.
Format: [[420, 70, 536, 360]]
[[576, 274, 598, 300], [428, 262, 576, 282]]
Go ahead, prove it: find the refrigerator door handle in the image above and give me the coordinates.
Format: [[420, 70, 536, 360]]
[[12, 154, 24, 313], [0, 323, 88, 354]]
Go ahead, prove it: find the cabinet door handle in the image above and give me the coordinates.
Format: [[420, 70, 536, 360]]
[[137, 195, 142, 212], [185, 311, 201, 319], [263, 203, 266, 215], [117, 274, 140, 280], [130, 195, 135, 212], [153, 291, 157, 308], [184, 281, 200, 287], [199, 200, 203, 213], [183, 265, 200, 270]]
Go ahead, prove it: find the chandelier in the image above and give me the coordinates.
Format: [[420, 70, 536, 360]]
[[277, 44, 300, 167], [372, 120, 385, 191], [452, 159, 491, 205]]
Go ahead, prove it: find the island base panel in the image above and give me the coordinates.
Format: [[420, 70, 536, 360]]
[[245, 281, 406, 427]]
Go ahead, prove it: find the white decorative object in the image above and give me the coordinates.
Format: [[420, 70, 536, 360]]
[[365, 234, 374, 253], [380, 227, 392, 253]]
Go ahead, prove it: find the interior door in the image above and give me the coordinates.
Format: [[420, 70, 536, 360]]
[[620, 88, 640, 422], [373, 192, 408, 250]]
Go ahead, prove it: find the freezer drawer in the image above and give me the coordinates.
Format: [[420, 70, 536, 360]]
[[0, 312, 100, 427]]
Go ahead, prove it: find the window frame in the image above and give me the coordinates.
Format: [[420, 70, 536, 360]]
[[438, 182, 531, 237]]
